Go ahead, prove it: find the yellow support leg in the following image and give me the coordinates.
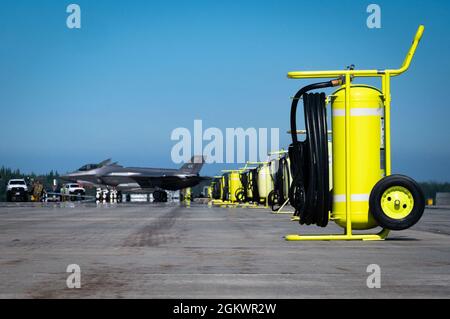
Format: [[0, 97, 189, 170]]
[[238, 202, 259, 208], [211, 200, 223, 205], [285, 228, 390, 241], [248, 205, 267, 209]]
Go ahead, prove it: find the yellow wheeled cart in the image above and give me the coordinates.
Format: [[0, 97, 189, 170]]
[[285, 25, 426, 241], [246, 161, 274, 207], [233, 165, 259, 206], [222, 169, 243, 204], [210, 175, 225, 205], [266, 150, 295, 215]]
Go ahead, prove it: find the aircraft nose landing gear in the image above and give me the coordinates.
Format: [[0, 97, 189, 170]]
[[153, 190, 168, 202]]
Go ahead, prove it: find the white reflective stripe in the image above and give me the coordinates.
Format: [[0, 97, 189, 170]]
[[351, 108, 384, 116], [351, 193, 370, 201], [333, 194, 370, 202], [333, 109, 345, 117], [332, 108, 384, 117], [333, 194, 346, 202]]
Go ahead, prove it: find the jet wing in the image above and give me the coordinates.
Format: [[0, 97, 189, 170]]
[[129, 175, 186, 189], [129, 174, 207, 191]]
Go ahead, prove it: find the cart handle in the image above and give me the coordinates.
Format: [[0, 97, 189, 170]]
[[287, 25, 424, 79]]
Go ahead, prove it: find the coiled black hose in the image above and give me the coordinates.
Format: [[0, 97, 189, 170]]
[[288, 80, 335, 227], [268, 155, 290, 211], [222, 173, 230, 202], [250, 168, 260, 203], [212, 178, 222, 200]]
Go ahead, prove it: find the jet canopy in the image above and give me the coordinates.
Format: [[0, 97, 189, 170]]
[[78, 164, 100, 171]]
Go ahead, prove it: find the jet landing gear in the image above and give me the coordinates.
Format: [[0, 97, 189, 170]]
[[96, 188, 121, 203], [152, 190, 168, 202]]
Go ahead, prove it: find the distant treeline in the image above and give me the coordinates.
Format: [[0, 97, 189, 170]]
[[420, 182, 450, 201], [0, 166, 60, 201], [1, 166, 450, 202]]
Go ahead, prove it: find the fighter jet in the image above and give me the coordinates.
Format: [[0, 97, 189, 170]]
[[61, 156, 208, 200]]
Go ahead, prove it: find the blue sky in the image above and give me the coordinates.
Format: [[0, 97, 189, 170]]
[[0, 0, 449, 181]]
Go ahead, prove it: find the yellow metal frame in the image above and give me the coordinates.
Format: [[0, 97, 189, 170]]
[[285, 25, 424, 241], [287, 130, 332, 135], [268, 149, 288, 156]]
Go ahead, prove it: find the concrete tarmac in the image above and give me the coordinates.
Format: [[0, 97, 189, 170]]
[[0, 202, 449, 298]]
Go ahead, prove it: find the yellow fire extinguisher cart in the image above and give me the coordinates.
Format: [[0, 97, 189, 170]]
[[285, 25, 426, 241]]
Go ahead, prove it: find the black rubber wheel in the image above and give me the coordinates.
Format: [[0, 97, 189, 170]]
[[268, 190, 281, 211], [6, 191, 11, 202], [153, 190, 167, 202], [235, 188, 246, 203], [76, 191, 85, 201], [267, 190, 275, 206], [154, 191, 160, 202], [369, 174, 425, 231]]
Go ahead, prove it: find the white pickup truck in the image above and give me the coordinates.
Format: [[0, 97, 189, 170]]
[[61, 183, 86, 201], [6, 179, 29, 202]]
